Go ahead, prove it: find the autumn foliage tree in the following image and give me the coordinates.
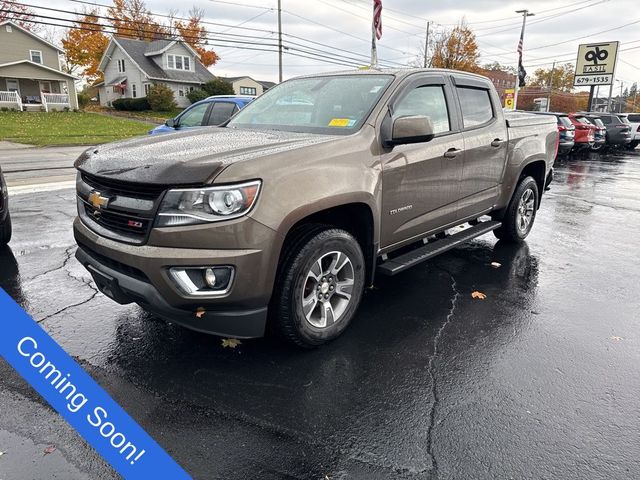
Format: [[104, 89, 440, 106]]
[[0, 0, 39, 31], [61, 8, 109, 84], [430, 21, 480, 73], [529, 63, 576, 92], [107, 0, 168, 41], [174, 7, 219, 67]]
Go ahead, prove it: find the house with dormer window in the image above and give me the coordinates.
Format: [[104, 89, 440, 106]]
[[96, 37, 215, 108], [0, 20, 79, 111]]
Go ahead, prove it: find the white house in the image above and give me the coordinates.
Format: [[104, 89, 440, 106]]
[[222, 76, 276, 96], [96, 37, 215, 108]]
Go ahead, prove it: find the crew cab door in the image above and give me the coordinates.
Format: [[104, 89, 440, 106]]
[[380, 74, 464, 249], [452, 76, 509, 218]]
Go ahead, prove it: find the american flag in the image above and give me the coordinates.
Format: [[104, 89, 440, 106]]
[[517, 22, 526, 87], [373, 0, 382, 40]]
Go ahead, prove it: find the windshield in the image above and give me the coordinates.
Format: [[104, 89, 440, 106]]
[[619, 115, 630, 124], [592, 118, 605, 128], [575, 116, 592, 125], [558, 116, 573, 128], [228, 75, 394, 135]]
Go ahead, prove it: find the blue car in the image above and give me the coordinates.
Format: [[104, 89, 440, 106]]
[[149, 95, 254, 135]]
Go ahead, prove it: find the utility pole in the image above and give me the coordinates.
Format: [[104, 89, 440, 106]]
[[619, 81, 624, 112], [423, 21, 430, 68], [513, 9, 535, 110], [546, 60, 555, 112], [277, 0, 283, 83]]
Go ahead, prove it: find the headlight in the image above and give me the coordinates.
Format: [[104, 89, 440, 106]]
[[156, 180, 261, 227]]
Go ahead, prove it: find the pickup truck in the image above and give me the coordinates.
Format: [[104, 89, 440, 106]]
[[73, 69, 558, 347]]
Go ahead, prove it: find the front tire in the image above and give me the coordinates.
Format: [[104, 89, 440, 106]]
[[272, 226, 365, 348], [494, 176, 539, 243], [0, 212, 12, 246]]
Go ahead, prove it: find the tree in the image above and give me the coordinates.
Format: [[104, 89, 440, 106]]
[[107, 0, 168, 41], [529, 63, 575, 92], [202, 79, 234, 96], [430, 21, 480, 73], [174, 7, 219, 67], [61, 8, 109, 84], [186, 89, 208, 104], [0, 0, 40, 31], [482, 62, 516, 75]]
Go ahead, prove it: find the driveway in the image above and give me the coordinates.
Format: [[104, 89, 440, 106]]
[[0, 151, 639, 479]]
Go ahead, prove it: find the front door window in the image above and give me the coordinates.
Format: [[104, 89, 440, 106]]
[[40, 81, 52, 93]]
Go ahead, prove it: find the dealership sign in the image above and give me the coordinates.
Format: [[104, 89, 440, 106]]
[[574, 41, 619, 86]]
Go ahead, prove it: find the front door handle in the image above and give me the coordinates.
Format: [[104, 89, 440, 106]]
[[444, 148, 461, 158], [491, 139, 504, 147]]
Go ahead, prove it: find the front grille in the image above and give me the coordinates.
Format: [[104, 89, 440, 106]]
[[82, 173, 167, 200], [78, 241, 150, 283], [78, 173, 167, 245]]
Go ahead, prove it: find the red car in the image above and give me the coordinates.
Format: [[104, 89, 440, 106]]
[[568, 114, 596, 151]]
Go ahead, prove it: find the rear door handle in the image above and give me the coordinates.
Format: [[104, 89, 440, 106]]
[[491, 139, 504, 147], [444, 148, 461, 158]]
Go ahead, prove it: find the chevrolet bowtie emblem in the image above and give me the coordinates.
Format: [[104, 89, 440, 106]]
[[88, 191, 111, 210]]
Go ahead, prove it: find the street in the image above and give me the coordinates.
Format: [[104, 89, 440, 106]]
[[1, 149, 640, 479]]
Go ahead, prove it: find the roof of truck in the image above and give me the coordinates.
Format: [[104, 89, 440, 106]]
[[293, 68, 491, 81]]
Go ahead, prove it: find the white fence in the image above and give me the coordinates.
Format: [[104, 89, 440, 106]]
[[0, 91, 22, 110], [42, 93, 70, 112]]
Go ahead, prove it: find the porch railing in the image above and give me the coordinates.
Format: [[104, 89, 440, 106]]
[[42, 93, 70, 112], [0, 91, 22, 110]]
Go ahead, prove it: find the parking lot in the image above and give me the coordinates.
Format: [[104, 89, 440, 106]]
[[1, 149, 640, 479]]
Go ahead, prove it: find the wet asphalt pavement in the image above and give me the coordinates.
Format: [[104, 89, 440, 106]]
[[1, 151, 640, 480]]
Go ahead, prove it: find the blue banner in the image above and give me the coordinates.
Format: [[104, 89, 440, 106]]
[[0, 288, 191, 480]]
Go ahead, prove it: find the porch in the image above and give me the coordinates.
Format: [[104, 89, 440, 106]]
[[0, 78, 72, 111]]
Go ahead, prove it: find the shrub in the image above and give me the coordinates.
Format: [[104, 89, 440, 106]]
[[63, 106, 70, 112], [187, 88, 209, 104], [147, 84, 176, 111], [77, 91, 91, 108], [202, 78, 234, 96], [112, 97, 150, 111], [0, 107, 8, 112]]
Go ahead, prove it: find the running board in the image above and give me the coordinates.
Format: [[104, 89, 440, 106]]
[[376, 221, 502, 276]]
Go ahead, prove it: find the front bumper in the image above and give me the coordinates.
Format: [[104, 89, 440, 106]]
[[73, 217, 278, 338]]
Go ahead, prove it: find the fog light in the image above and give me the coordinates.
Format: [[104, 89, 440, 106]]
[[204, 268, 217, 288], [169, 266, 234, 296]]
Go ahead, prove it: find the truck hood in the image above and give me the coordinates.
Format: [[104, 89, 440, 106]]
[[75, 127, 338, 185]]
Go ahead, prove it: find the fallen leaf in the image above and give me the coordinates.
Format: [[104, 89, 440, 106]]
[[43, 445, 56, 455], [490, 262, 502, 268], [221, 338, 242, 349], [195, 307, 206, 319], [610, 336, 623, 342], [471, 291, 487, 300]]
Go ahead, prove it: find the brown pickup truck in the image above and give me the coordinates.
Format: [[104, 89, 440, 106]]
[[74, 69, 558, 347]]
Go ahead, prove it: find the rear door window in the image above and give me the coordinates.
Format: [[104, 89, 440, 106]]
[[627, 114, 640, 122], [456, 87, 494, 128], [207, 102, 238, 125]]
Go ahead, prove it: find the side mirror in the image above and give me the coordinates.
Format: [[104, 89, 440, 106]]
[[165, 118, 176, 128], [386, 115, 435, 147]]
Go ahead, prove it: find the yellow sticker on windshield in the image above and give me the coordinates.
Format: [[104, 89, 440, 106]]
[[328, 118, 350, 127]]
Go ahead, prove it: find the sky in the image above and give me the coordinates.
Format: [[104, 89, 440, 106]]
[[26, 0, 640, 96]]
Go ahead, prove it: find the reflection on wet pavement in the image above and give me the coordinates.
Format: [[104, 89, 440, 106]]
[[1, 150, 639, 479]]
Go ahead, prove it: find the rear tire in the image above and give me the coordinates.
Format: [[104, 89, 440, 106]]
[[0, 212, 12, 246], [271, 226, 365, 348], [494, 176, 539, 243], [627, 141, 639, 150]]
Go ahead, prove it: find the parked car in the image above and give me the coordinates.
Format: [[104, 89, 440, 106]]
[[74, 69, 557, 347], [531, 112, 575, 156], [626, 113, 640, 149], [0, 167, 11, 246], [148, 95, 255, 135], [584, 112, 632, 148], [568, 114, 595, 152], [579, 114, 607, 152]]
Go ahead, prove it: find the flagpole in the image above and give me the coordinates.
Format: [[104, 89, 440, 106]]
[[371, 5, 378, 67], [513, 9, 534, 110]]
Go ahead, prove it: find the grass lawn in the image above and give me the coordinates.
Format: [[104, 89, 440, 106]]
[[121, 109, 182, 122], [0, 111, 152, 146]]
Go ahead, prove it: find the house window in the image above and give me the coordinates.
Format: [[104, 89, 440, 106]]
[[178, 87, 185, 97], [117, 59, 125, 73], [30, 50, 43, 64], [189, 86, 194, 92], [144, 83, 151, 95], [6, 25, 12, 32], [132, 84, 137, 98], [167, 54, 192, 71], [240, 86, 257, 95], [40, 81, 52, 93]]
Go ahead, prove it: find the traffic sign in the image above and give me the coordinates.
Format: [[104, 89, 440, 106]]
[[574, 41, 618, 86], [504, 89, 515, 110]]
